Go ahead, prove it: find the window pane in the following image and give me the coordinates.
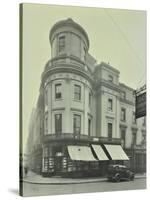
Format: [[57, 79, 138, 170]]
[[74, 85, 81, 100], [108, 99, 113, 111], [59, 36, 65, 52], [73, 114, 81, 134], [108, 123, 112, 138], [55, 84, 62, 99]]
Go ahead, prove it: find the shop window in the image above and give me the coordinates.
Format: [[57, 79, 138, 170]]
[[108, 123, 112, 138], [58, 36, 65, 53], [55, 114, 62, 134], [73, 114, 81, 135], [121, 108, 126, 121], [55, 83, 62, 99], [108, 98, 113, 111], [74, 85, 81, 101]]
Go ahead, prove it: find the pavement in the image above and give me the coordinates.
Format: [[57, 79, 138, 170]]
[[23, 171, 146, 185]]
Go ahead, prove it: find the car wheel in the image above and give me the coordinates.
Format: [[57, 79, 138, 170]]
[[115, 174, 120, 182]]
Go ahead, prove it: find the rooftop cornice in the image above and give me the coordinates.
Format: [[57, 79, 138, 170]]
[[95, 61, 120, 75]]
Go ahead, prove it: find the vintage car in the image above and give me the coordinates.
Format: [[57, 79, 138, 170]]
[[107, 164, 134, 182]]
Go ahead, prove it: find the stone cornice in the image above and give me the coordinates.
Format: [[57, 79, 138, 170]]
[[95, 62, 120, 75], [41, 65, 94, 86], [119, 82, 135, 92], [119, 97, 135, 106], [95, 79, 121, 93]]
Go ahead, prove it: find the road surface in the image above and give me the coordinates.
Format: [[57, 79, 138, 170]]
[[22, 178, 146, 197]]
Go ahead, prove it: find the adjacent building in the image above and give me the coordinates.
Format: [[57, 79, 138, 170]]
[[26, 18, 146, 177]]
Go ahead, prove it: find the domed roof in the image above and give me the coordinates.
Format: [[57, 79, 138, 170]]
[[49, 18, 89, 48]]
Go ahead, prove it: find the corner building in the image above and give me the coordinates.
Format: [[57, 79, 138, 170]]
[[26, 18, 146, 177]]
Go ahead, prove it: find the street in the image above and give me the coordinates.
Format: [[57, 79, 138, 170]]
[[23, 178, 146, 197]]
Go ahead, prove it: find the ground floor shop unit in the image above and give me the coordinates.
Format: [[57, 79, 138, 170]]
[[27, 139, 133, 177]]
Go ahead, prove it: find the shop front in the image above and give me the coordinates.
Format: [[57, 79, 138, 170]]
[[41, 143, 129, 177]]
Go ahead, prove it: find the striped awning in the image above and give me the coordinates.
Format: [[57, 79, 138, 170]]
[[104, 145, 129, 160], [92, 145, 109, 160], [67, 145, 96, 161]]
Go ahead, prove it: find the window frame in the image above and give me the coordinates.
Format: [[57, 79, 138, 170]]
[[58, 35, 65, 53], [108, 98, 113, 111], [55, 83, 62, 99], [108, 123, 113, 139], [74, 84, 81, 101], [55, 113, 62, 135], [73, 114, 81, 135]]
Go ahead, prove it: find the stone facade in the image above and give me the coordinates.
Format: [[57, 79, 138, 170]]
[[26, 18, 146, 176]]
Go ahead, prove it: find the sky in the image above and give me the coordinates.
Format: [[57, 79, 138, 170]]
[[22, 3, 146, 152]]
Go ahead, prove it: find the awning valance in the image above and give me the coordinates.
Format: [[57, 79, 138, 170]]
[[67, 145, 96, 161], [104, 145, 129, 160], [92, 145, 109, 161]]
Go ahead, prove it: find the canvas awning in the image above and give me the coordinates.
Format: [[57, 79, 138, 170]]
[[104, 145, 129, 160], [67, 145, 96, 161], [92, 145, 109, 160]]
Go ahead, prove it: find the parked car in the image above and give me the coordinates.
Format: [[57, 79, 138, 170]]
[[107, 164, 134, 182]]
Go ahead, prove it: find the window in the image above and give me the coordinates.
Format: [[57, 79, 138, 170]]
[[108, 123, 112, 138], [108, 75, 113, 82], [44, 114, 48, 135], [121, 108, 126, 121], [89, 92, 92, 107], [73, 114, 81, 135], [132, 111, 136, 124], [121, 129, 126, 148], [108, 98, 113, 111], [55, 84, 62, 99], [55, 114, 62, 134], [58, 36, 65, 53], [88, 118, 91, 136], [74, 85, 81, 101]]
